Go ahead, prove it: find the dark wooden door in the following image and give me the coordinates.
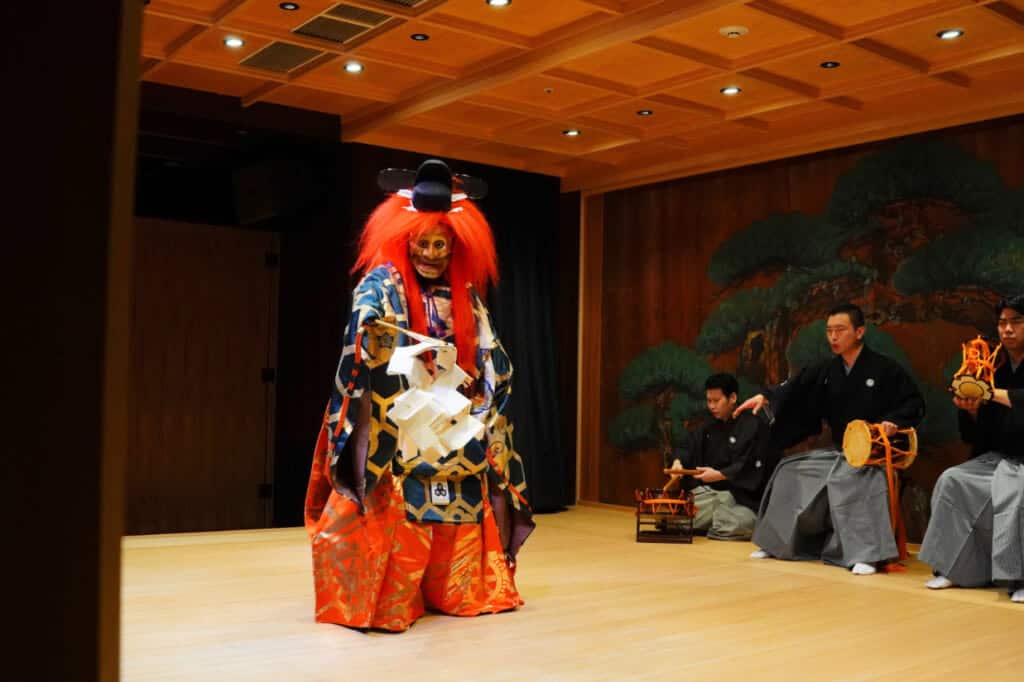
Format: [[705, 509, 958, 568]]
[[127, 218, 277, 534]]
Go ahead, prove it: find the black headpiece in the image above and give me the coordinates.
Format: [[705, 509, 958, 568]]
[[377, 159, 488, 213]]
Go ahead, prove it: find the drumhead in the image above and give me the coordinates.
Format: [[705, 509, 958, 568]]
[[951, 375, 992, 401], [842, 419, 874, 468]]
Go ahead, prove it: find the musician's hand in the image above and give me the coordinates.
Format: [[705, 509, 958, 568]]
[[991, 388, 1012, 408], [735, 394, 767, 416], [694, 466, 725, 483], [953, 395, 981, 417], [880, 421, 898, 437]]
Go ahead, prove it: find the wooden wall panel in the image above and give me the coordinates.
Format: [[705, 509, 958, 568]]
[[127, 219, 277, 533], [556, 191, 581, 504], [582, 114, 1024, 506], [6, 3, 141, 680], [578, 193, 604, 503]]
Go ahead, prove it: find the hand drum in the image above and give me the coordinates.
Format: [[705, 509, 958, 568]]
[[842, 419, 918, 470], [950, 336, 1002, 401]]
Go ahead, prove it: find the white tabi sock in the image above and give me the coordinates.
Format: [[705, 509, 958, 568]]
[[851, 562, 876, 575], [1011, 588, 1024, 603], [749, 549, 771, 559], [925, 575, 954, 590]]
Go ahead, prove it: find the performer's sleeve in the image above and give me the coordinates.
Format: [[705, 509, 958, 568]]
[[880, 363, 926, 429], [996, 389, 1024, 442], [958, 406, 985, 452], [326, 277, 387, 466], [764, 364, 825, 450], [765, 364, 821, 417], [719, 416, 766, 485], [677, 426, 700, 470], [1009, 389, 1024, 411]]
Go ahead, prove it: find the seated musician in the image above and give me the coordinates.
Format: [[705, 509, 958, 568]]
[[668, 373, 771, 541], [918, 295, 1024, 604], [736, 303, 925, 574]]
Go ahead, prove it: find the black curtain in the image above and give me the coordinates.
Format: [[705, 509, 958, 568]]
[[479, 168, 569, 512]]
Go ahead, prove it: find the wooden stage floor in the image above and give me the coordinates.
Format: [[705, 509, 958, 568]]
[[122, 505, 1023, 681]]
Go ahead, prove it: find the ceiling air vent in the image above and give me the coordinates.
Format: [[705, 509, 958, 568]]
[[326, 4, 391, 26], [242, 42, 323, 73], [374, 0, 425, 6], [295, 15, 371, 44]]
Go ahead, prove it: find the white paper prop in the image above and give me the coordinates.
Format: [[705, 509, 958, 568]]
[[373, 321, 485, 465]]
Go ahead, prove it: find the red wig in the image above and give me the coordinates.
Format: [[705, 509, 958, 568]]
[[353, 193, 499, 377]]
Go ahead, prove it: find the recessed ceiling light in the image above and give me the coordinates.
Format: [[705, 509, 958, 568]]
[[562, 129, 581, 137], [636, 109, 653, 116], [543, 87, 554, 94], [820, 61, 840, 69], [937, 28, 965, 40], [486, 0, 512, 6], [279, 2, 300, 10], [410, 33, 430, 41], [344, 61, 364, 74], [224, 36, 245, 48], [720, 85, 742, 96], [719, 25, 749, 38]]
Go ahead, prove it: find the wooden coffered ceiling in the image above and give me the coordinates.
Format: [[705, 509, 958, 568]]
[[141, 0, 1024, 193]]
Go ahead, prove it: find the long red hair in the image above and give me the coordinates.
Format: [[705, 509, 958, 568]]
[[352, 193, 499, 377]]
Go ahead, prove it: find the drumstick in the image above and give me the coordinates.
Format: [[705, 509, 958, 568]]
[[663, 468, 701, 476]]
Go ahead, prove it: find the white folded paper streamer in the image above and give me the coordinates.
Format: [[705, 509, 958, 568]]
[[374, 321, 485, 464]]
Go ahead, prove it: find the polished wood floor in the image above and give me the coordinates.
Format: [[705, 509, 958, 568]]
[[122, 505, 1023, 682]]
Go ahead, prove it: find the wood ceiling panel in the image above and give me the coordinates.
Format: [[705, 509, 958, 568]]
[[536, 156, 617, 179], [354, 20, 515, 69], [662, 75, 799, 114], [260, 84, 378, 117], [764, 42, 914, 94], [582, 98, 710, 133], [355, 123, 476, 151], [478, 74, 617, 113], [501, 121, 635, 156], [675, 120, 766, 151], [579, 138, 688, 166], [355, 124, 547, 172], [848, 77, 1017, 121], [755, 100, 866, 132], [466, 140, 570, 167], [752, 99, 840, 123], [437, 0, 601, 38], [558, 42, 710, 89], [294, 57, 440, 101], [867, 6, 1024, 67], [653, 4, 826, 61], [957, 55, 1024, 91], [773, 0, 946, 29], [852, 76, 951, 103], [142, 14, 198, 55], [149, 0, 229, 16], [959, 50, 1024, 77], [408, 100, 530, 135], [174, 28, 274, 68], [147, 62, 268, 98], [143, 1, 1024, 192], [228, 0, 341, 30]]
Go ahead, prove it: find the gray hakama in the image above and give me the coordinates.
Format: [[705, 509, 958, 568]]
[[918, 453, 1024, 586], [752, 448, 897, 566], [918, 362, 1024, 587], [751, 344, 924, 567]]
